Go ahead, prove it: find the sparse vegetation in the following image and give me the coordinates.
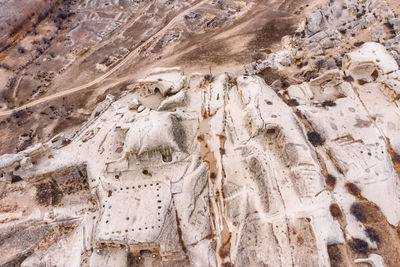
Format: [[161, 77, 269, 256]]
[[56, 11, 68, 20], [0, 88, 11, 103], [42, 37, 50, 45], [36, 47, 44, 55], [17, 46, 25, 54], [0, 0, 400, 265], [0, 0, 61, 54]]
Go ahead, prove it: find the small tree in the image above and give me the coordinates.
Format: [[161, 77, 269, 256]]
[[17, 46, 25, 54]]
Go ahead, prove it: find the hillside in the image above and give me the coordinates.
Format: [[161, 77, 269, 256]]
[[0, 0, 400, 266]]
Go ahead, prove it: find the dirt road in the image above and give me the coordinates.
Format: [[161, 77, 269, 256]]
[[0, 0, 209, 118]]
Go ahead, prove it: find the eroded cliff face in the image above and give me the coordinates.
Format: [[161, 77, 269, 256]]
[[1, 0, 400, 266]]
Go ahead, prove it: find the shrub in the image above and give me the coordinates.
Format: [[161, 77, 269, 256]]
[[42, 37, 50, 44], [345, 182, 361, 196], [17, 46, 25, 54], [0, 63, 11, 70], [327, 244, 342, 263], [393, 152, 400, 163], [36, 47, 44, 55], [204, 74, 212, 82], [57, 11, 68, 20], [344, 75, 354, 82], [307, 131, 325, 146], [348, 238, 368, 254], [329, 203, 342, 218], [287, 98, 299, 106], [326, 174, 336, 188], [350, 203, 366, 222], [365, 227, 380, 243], [322, 100, 336, 107]]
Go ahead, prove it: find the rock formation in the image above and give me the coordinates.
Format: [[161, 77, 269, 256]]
[[1, 0, 400, 266]]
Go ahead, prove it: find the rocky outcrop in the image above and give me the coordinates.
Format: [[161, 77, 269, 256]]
[[1, 0, 400, 266]]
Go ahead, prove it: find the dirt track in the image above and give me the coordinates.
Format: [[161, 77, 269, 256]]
[[0, 0, 209, 119]]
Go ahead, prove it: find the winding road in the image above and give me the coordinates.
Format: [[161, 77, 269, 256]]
[[0, 0, 209, 118]]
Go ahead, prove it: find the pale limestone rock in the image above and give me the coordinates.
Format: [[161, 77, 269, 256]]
[[121, 111, 185, 156], [128, 98, 141, 110], [287, 82, 314, 100], [2, 0, 400, 266], [306, 9, 325, 36], [137, 67, 187, 96], [343, 42, 399, 75], [355, 254, 386, 267], [158, 90, 187, 111]]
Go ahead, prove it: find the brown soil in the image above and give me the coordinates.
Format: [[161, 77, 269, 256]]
[[166, 0, 310, 74], [355, 200, 400, 267], [0, 75, 129, 155], [0, 0, 315, 156], [327, 243, 354, 267], [257, 67, 290, 85], [387, 139, 400, 178], [35, 180, 63, 206], [0, 89, 92, 154], [249, 16, 297, 50]]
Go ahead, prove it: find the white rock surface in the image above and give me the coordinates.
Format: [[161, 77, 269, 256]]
[[1, 0, 400, 266]]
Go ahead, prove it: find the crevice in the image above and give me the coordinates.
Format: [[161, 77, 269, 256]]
[[173, 204, 187, 254]]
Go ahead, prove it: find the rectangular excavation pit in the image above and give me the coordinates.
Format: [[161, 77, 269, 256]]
[[97, 177, 171, 244]]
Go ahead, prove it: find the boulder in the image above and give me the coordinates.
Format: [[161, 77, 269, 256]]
[[306, 9, 325, 36]]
